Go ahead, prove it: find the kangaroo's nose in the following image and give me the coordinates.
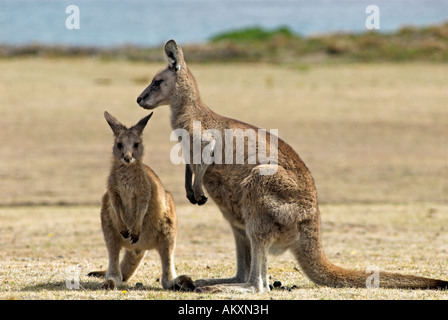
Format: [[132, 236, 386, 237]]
[[137, 96, 142, 104], [123, 154, 133, 164]]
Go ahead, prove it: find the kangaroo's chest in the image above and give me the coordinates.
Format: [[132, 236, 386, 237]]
[[202, 164, 246, 222], [114, 171, 150, 208]]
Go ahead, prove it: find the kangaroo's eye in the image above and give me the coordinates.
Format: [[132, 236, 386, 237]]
[[154, 79, 163, 86], [117, 142, 123, 149], [133, 143, 139, 149]]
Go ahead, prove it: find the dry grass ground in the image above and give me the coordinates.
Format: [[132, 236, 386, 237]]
[[1, 58, 447, 206], [1, 203, 447, 300], [0, 57, 447, 300]]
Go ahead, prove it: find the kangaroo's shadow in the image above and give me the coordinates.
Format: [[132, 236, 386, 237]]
[[21, 280, 165, 292]]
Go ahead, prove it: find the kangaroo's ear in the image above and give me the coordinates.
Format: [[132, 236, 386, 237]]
[[132, 112, 153, 135], [104, 111, 126, 136], [164, 39, 184, 71]]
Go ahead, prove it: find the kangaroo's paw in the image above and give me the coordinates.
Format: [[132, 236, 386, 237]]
[[130, 234, 139, 244], [196, 195, 208, 206], [120, 230, 130, 239], [87, 270, 106, 278], [196, 283, 258, 294], [194, 276, 242, 287], [186, 192, 198, 204], [101, 279, 116, 290], [195, 285, 222, 293], [172, 275, 196, 292]]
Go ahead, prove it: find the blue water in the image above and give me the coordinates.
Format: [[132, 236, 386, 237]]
[[0, 0, 447, 47]]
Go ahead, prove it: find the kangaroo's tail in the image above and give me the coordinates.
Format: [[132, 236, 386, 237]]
[[292, 210, 448, 289]]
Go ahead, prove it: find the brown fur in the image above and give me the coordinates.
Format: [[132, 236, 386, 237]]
[[137, 40, 448, 293], [87, 111, 194, 291]]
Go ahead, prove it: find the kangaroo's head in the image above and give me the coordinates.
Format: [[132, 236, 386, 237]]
[[137, 39, 193, 110], [104, 111, 153, 165]]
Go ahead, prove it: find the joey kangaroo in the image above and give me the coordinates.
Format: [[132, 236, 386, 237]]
[[87, 111, 194, 291], [137, 40, 448, 293]]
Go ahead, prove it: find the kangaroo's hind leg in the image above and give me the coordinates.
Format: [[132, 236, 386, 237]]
[[102, 231, 123, 289], [196, 227, 271, 293], [156, 237, 178, 290], [194, 219, 252, 287], [120, 249, 146, 282], [88, 198, 123, 289]]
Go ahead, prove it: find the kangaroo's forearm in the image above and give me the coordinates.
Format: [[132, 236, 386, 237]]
[[109, 191, 126, 227], [192, 165, 207, 188], [185, 164, 194, 193], [129, 200, 149, 230], [185, 164, 198, 204], [191, 164, 208, 205], [126, 200, 149, 244]]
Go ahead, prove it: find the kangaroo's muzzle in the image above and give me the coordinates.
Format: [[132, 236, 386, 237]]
[[122, 152, 134, 164]]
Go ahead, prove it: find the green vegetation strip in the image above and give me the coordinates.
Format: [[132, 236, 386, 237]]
[[1, 23, 447, 63]]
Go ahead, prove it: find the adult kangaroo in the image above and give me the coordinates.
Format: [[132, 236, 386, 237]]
[[137, 39, 448, 293]]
